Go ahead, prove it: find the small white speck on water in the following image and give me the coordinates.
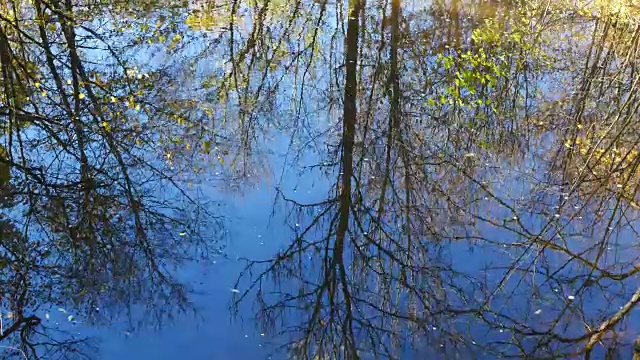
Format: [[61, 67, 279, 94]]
[[245, 335, 248, 338], [553, 288, 559, 292], [472, 341, 477, 345], [432, 326, 437, 330], [258, 235, 262, 238], [534, 309, 542, 315], [554, 214, 561, 218], [295, 223, 300, 227], [567, 295, 575, 300], [260, 242, 264, 245], [179, 232, 187, 236], [484, 197, 489, 200], [231, 288, 240, 293], [260, 333, 265, 336], [578, 216, 583, 219], [440, 344, 444, 348], [512, 216, 518, 220], [45, 313, 50, 320], [259, 344, 263, 347], [617, 184, 623, 188], [499, 329, 504, 333]]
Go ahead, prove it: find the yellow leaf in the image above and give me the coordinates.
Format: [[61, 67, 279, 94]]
[[35, 82, 41, 88], [78, 93, 85, 99]]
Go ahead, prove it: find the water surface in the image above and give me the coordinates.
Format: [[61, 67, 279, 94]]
[[1, 0, 640, 358]]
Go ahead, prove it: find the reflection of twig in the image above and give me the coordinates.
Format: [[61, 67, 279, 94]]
[[584, 286, 640, 359], [0, 346, 27, 360]]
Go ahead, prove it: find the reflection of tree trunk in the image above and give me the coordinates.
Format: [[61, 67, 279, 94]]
[[390, 0, 414, 279], [452, 0, 461, 49], [58, 0, 92, 205], [336, 0, 359, 260], [333, 0, 360, 358]]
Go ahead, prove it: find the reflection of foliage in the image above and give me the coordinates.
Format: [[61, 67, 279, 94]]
[[564, 128, 640, 207], [432, 13, 551, 111]]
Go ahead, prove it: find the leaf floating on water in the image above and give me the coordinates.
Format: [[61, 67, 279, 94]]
[[231, 288, 240, 293], [58, 307, 67, 313], [534, 309, 542, 315], [6, 312, 13, 319], [78, 93, 85, 100], [45, 313, 50, 320], [218, 157, 224, 164], [567, 295, 575, 300], [67, 315, 74, 322], [179, 232, 187, 236]]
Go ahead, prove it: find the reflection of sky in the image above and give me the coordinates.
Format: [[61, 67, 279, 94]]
[[93, 126, 640, 359], [92, 130, 332, 359]]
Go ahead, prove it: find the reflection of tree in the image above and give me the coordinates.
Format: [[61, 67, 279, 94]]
[[0, 0, 220, 357], [232, 1, 640, 359]]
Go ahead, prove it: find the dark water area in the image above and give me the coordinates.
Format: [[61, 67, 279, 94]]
[[2, 0, 640, 358]]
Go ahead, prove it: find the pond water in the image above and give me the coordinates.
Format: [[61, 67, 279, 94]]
[[2, 0, 640, 358]]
